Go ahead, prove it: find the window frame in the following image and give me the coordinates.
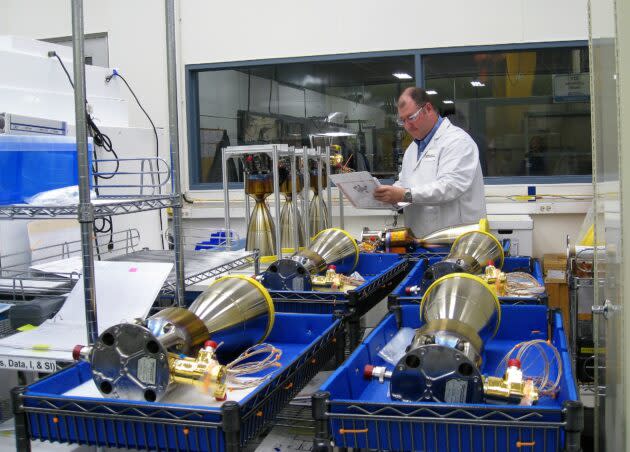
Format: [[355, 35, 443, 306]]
[[185, 40, 590, 190]]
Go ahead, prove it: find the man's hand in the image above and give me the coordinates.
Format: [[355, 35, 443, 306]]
[[373, 185, 406, 204]]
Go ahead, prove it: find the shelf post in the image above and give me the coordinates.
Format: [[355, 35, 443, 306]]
[[165, 0, 186, 306], [71, 0, 98, 344]]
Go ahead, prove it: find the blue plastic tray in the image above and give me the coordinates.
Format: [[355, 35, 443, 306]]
[[391, 256, 547, 305], [314, 304, 581, 452], [269, 253, 411, 316], [0, 135, 93, 205], [14, 313, 343, 452]]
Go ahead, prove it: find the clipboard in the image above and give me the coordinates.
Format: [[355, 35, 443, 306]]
[[329, 171, 410, 210]]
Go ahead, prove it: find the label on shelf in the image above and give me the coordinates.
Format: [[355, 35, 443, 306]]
[[0, 356, 58, 373]]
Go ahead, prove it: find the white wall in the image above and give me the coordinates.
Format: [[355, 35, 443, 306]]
[[180, 0, 587, 64], [0, 0, 591, 256], [0, 0, 168, 130]]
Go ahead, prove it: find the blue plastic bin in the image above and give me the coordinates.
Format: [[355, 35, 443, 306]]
[[195, 230, 244, 251], [314, 304, 581, 452], [405, 238, 512, 259], [391, 256, 547, 305], [15, 312, 343, 452], [268, 253, 411, 316], [0, 135, 93, 204], [267, 253, 411, 351]]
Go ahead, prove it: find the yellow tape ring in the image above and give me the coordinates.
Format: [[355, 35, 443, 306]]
[[313, 227, 360, 272], [451, 230, 504, 269], [211, 275, 275, 342]]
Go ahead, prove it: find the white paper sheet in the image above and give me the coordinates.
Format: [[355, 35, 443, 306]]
[[29, 255, 83, 276], [0, 260, 173, 361], [330, 171, 410, 210], [63, 377, 259, 406]]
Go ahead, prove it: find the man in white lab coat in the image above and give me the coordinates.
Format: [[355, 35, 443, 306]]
[[374, 87, 486, 237]]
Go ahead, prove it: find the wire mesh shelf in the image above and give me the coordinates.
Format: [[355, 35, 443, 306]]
[[0, 229, 257, 302], [0, 157, 176, 220]]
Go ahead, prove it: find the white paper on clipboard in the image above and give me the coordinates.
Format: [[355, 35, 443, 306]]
[[329, 171, 410, 210]]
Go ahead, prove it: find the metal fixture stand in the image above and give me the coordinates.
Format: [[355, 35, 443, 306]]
[[325, 146, 333, 227], [222, 144, 289, 260], [316, 146, 325, 232], [290, 147, 299, 252], [302, 147, 311, 241]]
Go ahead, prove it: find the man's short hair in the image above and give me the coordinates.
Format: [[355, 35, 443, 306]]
[[398, 87, 431, 109]]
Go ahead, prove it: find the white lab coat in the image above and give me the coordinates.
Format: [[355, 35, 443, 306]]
[[394, 118, 486, 237]]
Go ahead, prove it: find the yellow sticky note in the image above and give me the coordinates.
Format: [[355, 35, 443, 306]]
[[32, 344, 51, 351], [17, 324, 37, 332]]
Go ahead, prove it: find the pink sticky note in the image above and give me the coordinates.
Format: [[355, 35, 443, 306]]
[[129, 267, 138, 272]]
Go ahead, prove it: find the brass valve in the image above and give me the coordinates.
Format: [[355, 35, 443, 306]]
[[168, 341, 227, 400], [310, 265, 364, 292], [483, 359, 539, 405], [481, 261, 507, 296]]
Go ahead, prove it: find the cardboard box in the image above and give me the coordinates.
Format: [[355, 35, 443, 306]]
[[546, 281, 570, 342], [544, 253, 567, 283]]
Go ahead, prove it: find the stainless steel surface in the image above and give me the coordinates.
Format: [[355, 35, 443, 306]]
[[447, 231, 503, 273], [418, 222, 483, 247], [317, 147, 324, 232], [422, 274, 500, 344], [246, 197, 276, 257], [389, 274, 499, 403], [290, 150, 300, 252], [302, 147, 311, 241], [146, 307, 207, 352], [222, 148, 231, 248], [189, 276, 271, 342], [279, 150, 305, 252], [280, 199, 305, 251], [308, 148, 329, 236], [338, 189, 344, 229], [272, 146, 282, 259], [72, 0, 98, 345], [90, 323, 172, 401], [325, 146, 333, 226], [89, 276, 272, 402], [165, 0, 185, 307], [291, 228, 357, 274], [309, 195, 329, 236]]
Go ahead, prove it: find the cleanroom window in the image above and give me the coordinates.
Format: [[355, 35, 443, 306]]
[[423, 47, 591, 178], [188, 56, 415, 186]]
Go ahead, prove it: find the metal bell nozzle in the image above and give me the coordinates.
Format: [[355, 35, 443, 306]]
[[295, 228, 359, 275], [309, 194, 329, 236], [421, 230, 504, 287], [262, 228, 360, 291], [86, 276, 275, 402], [245, 158, 277, 260], [387, 273, 500, 403], [416, 218, 490, 248]]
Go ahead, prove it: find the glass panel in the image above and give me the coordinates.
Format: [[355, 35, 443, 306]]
[[423, 48, 591, 178], [590, 0, 621, 449], [193, 56, 415, 185]]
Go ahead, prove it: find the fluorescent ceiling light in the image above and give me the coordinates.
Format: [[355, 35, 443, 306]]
[[470, 80, 486, 87], [426, 90, 438, 95], [443, 100, 454, 104], [393, 72, 412, 80], [321, 131, 355, 137]]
